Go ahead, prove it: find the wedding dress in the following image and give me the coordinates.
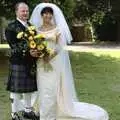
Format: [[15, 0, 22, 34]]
[[36, 27, 109, 120]]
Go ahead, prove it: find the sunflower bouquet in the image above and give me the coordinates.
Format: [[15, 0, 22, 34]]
[[17, 25, 54, 71]]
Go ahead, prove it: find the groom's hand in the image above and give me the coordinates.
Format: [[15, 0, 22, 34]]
[[30, 49, 38, 57]]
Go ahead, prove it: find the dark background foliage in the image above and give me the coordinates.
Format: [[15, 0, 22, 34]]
[[1, 0, 120, 42]]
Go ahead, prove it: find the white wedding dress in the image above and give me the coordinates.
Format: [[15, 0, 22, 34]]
[[36, 27, 109, 120]]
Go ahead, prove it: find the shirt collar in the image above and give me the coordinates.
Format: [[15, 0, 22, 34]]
[[17, 18, 27, 27]]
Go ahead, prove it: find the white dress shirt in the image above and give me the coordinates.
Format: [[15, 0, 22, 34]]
[[17, 18, 28, 27]]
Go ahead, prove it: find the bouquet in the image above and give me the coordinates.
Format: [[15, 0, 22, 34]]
[[17, 25, 54, 71]]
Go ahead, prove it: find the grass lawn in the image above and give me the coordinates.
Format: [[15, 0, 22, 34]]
[[1, 50, 120, 120], [0, 55, 10, 120], [70, 50, 120, 120]]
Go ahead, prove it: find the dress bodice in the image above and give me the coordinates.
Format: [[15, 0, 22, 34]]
[[37, 27, 60, 49]]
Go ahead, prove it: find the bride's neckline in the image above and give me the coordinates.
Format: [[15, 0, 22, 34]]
[[38, 25, 57, 33]]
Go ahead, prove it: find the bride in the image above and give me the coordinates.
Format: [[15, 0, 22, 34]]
[[30, 3, 109, 120]]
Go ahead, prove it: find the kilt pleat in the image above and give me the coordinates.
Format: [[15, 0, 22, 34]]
[[7, 64, 37, 93]]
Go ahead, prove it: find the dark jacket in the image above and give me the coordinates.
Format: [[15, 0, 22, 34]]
[[5, 20, 37, 93], [5, 20, 33, 65]]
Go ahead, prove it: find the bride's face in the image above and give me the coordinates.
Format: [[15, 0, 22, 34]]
[[42, 12, 53, 24]]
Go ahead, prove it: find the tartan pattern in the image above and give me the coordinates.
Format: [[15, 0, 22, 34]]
[[7, 64, 37, 93]]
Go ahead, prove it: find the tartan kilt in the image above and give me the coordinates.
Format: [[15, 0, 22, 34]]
[[7, 64, 37, 93]]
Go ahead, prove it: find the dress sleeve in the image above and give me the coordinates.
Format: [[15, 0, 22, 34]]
[[56, 27, 61, 37], [55, 27, 63, 53]]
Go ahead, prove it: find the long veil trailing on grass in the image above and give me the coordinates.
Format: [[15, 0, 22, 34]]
[[29, 3, 109, 120]]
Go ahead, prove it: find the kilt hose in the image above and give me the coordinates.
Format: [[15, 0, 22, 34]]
[[7, 64, 37, 93]]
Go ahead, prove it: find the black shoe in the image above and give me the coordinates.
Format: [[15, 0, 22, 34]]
[[22, 111, 39, 120], [12, 113, 22, 120]]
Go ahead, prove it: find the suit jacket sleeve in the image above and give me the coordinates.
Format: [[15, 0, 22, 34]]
[[5, 22, 37, 65], [5, 23, 23, 54]]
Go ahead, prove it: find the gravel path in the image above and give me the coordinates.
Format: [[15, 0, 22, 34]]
[[66, 42, 120, 52]]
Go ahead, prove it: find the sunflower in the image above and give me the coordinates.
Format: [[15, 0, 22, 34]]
[[47, 48, 55, 55], [29, 40, 36, 49], [17, 32, 24, 39], [34, 34, 45, 39], [28, 36, 34, 41], [37, 44, 45, 50], [29, 30, 35, 36], [27, 26, 36, 31]]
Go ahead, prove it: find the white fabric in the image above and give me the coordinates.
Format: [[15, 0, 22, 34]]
[[30, 3, 109, 120], [10, 93, 22, 112], [30, 3, 72, 44], [10, 92, 34, 112], [36, 28, 108, 120], [30, 2, 78, 105]]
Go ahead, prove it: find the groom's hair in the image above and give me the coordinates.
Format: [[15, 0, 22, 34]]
[[41, 7, 53, 15], [15, 2, 28, 12]]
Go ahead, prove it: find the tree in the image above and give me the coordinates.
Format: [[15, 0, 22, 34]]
[[0, 0, 75, 24], [44, 0, 76, 25], [74, 0, 110, 40], [0, 0, 16, 18], [0, 0, 43, 18], [0, 0, 75, 43], [111, 0, 120, 42]]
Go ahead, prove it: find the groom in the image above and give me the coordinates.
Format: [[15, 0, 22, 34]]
[[5, 2, 39, 120]]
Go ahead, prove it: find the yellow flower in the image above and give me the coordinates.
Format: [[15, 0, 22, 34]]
[[28, 36, 34, 41], [24, 33, 28, 37], [39, 34, 45, 39], [29, 30, 35, 36], [29, 40, 36, 49], [34, 34, 45, 39], [27, 26, 36, 31], [43, 41, 48, 46], [47, 48, 54, 55], [17, 32, 24, 39], [37, 44, 45, 50]]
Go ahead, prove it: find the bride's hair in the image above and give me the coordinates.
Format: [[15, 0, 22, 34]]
[[41, 7, 53, 16]]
